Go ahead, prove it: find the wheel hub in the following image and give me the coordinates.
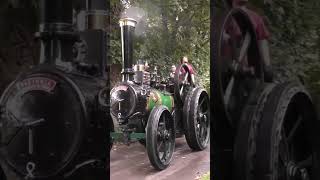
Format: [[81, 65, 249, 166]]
[[158, 129, 170, 140], [286, 161, 310, 180], [164, 131, 170, 140]]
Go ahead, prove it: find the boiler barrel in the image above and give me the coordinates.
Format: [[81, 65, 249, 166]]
[[146, 90, 174, 112]]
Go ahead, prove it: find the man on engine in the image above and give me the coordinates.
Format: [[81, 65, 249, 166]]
[[170, 65, 176, 78], [179, 56, 196, 85], [232, 0, 273, 82]]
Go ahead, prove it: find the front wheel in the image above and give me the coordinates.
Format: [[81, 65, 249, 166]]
[[146, 105, 175, 170]]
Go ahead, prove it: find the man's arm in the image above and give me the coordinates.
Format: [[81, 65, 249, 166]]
[[191, 74, 195, 85], [187, 64, 196, 85], [258, 40, 271, 66]]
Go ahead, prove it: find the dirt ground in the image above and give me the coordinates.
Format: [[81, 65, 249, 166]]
[[110, 137, 210, 180]]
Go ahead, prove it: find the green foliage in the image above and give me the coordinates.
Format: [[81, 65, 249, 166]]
[[199, 171, 210, 180], [110, 0, 210, 90], [252, 0, 320, 95]]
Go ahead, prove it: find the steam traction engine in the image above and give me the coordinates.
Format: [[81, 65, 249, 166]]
[[0, 0, 111, 179], [110, 17, 210, 170]]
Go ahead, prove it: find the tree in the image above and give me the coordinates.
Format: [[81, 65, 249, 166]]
[[110, 0, 210, 90]]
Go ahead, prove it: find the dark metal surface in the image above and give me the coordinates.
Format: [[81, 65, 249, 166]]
[[146, 106, 175, 170], [212, 7, 263, 180], [183, 87, 210, 151], [212, 7, 263, 128], [86, 0, 108, 30], [77, 30, 108, 77], [231, 81, 320, 180], [0, 66, 110, 179], [120, 19, 136, 82], [39, 0, 72, 24], [254, 82, 320, 180], [0, 70, 84, 178], [110, 82, 146, 124], [38, 0, 77, 65], [232, 83, 275, 180], [87, 0, 108, 10], [0, 0, 111, 179]]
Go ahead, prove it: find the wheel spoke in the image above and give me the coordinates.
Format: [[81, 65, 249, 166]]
[[279, 128, 290, 165], [162, 115, 166, 129], [198, 127, 203, 142], [196, 121, 201, 134], [200, 121, 207, 140], [279, 141, 289, 165], [183, 72, 189, 82], [199, 121, 203, 133], [157, 140, 164, 153], [287, 117, 302, 142], [237, 31, 251, 63], [164, 141, 170, 161], [158, 152, 164, 162], [199, 97, 206, 108], [199, 106, 209, 115], [180, 85, 184, 96], [202, 110, 209, 117], [224, 76, 235, 106]]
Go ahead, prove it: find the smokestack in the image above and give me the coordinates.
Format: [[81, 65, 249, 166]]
[[83, 0, 109, 77], [86, 0, 108, 30], [40, 0, 73, 24], [119, 17, 137, 82], [38, 0, 77, 64]]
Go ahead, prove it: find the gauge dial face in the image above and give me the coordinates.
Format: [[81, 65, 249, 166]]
[[110, 84, 136, 119], [0, 73, 84, 178]]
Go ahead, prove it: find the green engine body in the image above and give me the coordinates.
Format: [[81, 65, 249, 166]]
[[146, 89, 174, 112]]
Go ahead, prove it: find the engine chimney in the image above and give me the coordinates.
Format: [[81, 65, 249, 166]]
[[119, 17, 137, 82], [38, 0, 78, 64], [86, 0, 108, 30]]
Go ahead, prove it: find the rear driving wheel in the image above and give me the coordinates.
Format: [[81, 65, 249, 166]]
[[254, 82, 320, 180], [232, 83, 275, 180], [183, 87, 210, 150]]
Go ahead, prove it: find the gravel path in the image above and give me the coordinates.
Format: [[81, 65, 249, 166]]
[[110, 137, 210, 180]]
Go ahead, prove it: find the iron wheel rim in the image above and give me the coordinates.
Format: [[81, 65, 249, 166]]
[[254, 83, 320, 180], [156, 111, 175, 165], [195, 92, 210, 147], [277, 112, 314, 180]]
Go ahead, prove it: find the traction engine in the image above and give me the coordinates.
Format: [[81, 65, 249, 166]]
[[110, 17, 210, 170]]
